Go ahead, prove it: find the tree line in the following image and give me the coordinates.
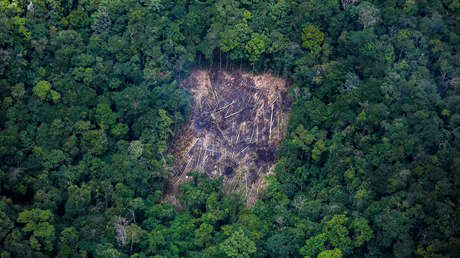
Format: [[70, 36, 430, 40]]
[[0, 0, 459, 257]]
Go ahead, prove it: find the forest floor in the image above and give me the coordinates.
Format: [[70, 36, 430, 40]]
[[165, 69, 291, 206]]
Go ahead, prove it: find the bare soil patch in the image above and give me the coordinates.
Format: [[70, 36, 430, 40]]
[[169, 69, 291, 206]]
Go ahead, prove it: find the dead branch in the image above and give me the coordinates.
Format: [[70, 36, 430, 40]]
[[236, 127, 241, 144], [236, 145, 249, 157], [269, 102, 274, 141], [216, 100, 235, 113], [225, 108, 245, 119]]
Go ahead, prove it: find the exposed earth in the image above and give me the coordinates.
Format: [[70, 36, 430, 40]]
[[170, 69, 291, 205]]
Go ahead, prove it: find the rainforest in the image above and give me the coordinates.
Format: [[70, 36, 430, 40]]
[[0, 0, 459, 257]]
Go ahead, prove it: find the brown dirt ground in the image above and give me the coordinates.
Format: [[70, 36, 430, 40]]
[[166, 69, 291, 206]]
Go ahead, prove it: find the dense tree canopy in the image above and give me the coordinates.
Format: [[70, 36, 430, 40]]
[[0, 0, 459, 257]]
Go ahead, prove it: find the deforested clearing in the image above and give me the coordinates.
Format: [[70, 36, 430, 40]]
[[170, 69, 291, 205]]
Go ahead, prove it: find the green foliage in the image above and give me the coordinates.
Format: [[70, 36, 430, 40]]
[[302, 24, 324, 58], [351, 218, 373, 247], [94, 243, 125, 258], [301, 233, 328, 257], [95, 103, 117, 129], [246, 33, 269, 64], [33, 81, 51, 101], [324, 214, 352, 251], [17, 209, 55, 252], [355, 1, 381, 29], [0, 0, 458, 257], [57, 226, 81, 256], [317, 248, 342, 258], [193, 223, 214, 248], [32, 81, 61, 103], [0, 200, 14, 241], [264, 232, 297, 257], [220, 229, 256, 258], [65, 184, 91, 217], [302, 25, 324, 50]]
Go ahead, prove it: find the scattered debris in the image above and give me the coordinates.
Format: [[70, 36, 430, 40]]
[[170, 69, 291, 206]]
